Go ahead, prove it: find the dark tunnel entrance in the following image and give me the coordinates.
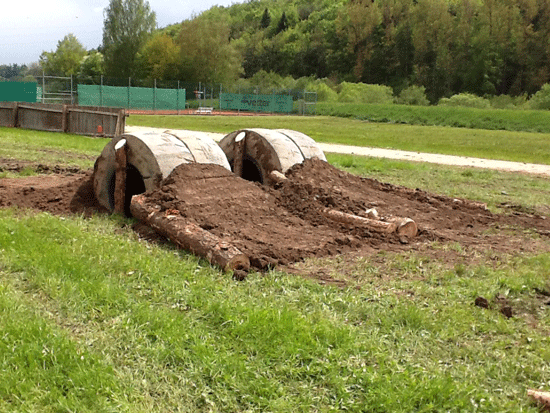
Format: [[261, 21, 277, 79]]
[[108, 164, 146, 217]]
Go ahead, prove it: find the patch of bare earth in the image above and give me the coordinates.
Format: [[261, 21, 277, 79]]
[[1, 157, 549, 273]]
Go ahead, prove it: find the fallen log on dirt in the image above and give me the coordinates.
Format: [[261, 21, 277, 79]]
[[528, 389, 550, 411], [324, 209, 398, 234], [323, 209, 418, 238], [387, 217, 419, 238], [130, 194, 250, 272]]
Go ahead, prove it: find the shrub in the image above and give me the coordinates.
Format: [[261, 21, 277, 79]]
[[438, 93, 491, 109], [338, 82, 394, 104], [304, 79, 338, 102], [529, 83, 550, 110], [395, 85, 429, 106]]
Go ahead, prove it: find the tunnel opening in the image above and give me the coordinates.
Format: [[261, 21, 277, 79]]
[[108, 164, 146, 217], [232, 156, 263, 184]]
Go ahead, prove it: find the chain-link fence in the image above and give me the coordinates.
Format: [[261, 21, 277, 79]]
[[2, 75, 317, 115]]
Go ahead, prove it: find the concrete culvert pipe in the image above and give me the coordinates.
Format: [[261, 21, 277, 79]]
[[218, 128, 327, 183], [93, 130, 231, 215]]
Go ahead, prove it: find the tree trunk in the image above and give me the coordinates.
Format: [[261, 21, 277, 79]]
[[130, 194, 250, 272]]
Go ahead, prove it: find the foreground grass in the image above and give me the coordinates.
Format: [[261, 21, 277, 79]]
[[128, 115, 550, 165], [1, 128, 550, 411], [0, 210, 549, 412]]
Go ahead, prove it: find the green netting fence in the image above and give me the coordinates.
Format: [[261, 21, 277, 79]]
[[0, 82, 38, 103], [77, 84, 186, 110], [220, 93, 293, 113]]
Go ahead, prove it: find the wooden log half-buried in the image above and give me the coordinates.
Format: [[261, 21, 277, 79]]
[[387, 217, 418, 238], [323, 209, 398, 234], [114, 139, 127, 215], [527, 389, 550, 411], [323, 209, 418, 238], [233, 131, 246, 178], [130, 194, 250, 272]]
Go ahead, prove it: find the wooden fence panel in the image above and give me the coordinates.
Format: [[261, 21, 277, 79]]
[[0, 102, 125, 138]]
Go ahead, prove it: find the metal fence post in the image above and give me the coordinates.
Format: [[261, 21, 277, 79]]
[[128, 77, 131, 109], [42, 71, 45, 103], [100, 75, 103, 107], [153, 79, 156, 112]]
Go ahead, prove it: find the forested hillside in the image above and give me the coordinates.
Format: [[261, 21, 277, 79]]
[[6, 0, 550, 104], [163, 0, 550, 102]]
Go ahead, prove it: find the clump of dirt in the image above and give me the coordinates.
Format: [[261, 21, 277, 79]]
[[1, 158, 550, 272]]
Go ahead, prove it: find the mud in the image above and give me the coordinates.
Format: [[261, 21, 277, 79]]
[[1, 158, 550, 273]]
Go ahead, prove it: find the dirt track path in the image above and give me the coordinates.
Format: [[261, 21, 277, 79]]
[[125, 126, 550, 177]]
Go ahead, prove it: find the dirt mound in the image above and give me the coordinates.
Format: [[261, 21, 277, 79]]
[[1, 158, 550, 272], [0, 170, 105, 216]]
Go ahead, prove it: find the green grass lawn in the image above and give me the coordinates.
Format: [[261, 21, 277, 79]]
[[1, 210, 549, 412], [315, 102, 550, 134], [127, 115, 550, 165], [1, 127, 550, 411], [0, 127, 106, 173]]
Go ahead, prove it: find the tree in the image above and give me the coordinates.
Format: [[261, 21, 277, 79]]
[[40, 34, 87, 76], [138, 33, 179, 80], [178, 15, 243, 84], [260, 8, 271, 29], [79, 51, 105, 81], [102, 0, 156, 78], [276, 11, 289, 34], [336, 0, 382, 81], [410, 0, 455, 102]]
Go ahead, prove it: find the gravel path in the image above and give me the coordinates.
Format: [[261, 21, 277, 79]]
[[125, 126, 550, 177]]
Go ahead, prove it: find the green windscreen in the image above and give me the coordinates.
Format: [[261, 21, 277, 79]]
[[220, 93, 293, 113], [0, 82, 38, 103], [77, 84, 186, 110]]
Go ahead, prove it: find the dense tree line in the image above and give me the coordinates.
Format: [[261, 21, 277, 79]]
[[33, 0, 550, 103]]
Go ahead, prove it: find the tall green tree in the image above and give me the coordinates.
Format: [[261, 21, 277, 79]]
[[40, 34, 87, 76], [138, 33, 180, 80], [178, 14, 243, 84], [260, 8, 271, 29], [410, 0, 455, 102], [336, 0, 382, 81], [102, 0, 156, 79], [79, 51, 105, 81]]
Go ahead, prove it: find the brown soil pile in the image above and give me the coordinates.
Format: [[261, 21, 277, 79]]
[[1, 158, 550, 272], [0, 167, 105, 216]]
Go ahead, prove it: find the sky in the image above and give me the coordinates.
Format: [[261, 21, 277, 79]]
[[0, 0, 242, 66]]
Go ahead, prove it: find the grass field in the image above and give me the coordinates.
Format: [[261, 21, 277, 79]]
[[315, 102, 550, 134], [127, 114, 550, 165], [1, 124, 550, 411]]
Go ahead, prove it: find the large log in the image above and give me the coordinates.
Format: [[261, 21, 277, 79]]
[[387, 217, 418, 238], [130, 194, 250, 272], [528, 389, 550, 411], [233, 131, 246, 178], [323, 209, 398, 234], [323, 209, 418, 238], [114, 139, 127, 215]]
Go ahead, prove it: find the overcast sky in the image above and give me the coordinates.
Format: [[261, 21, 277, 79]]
[[0, 0, 242, 66]]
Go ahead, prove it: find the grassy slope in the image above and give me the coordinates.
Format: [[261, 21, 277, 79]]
[[1, 127, 550, 411], [316, 102, 550, 134], [127, 115, 550, 165]]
